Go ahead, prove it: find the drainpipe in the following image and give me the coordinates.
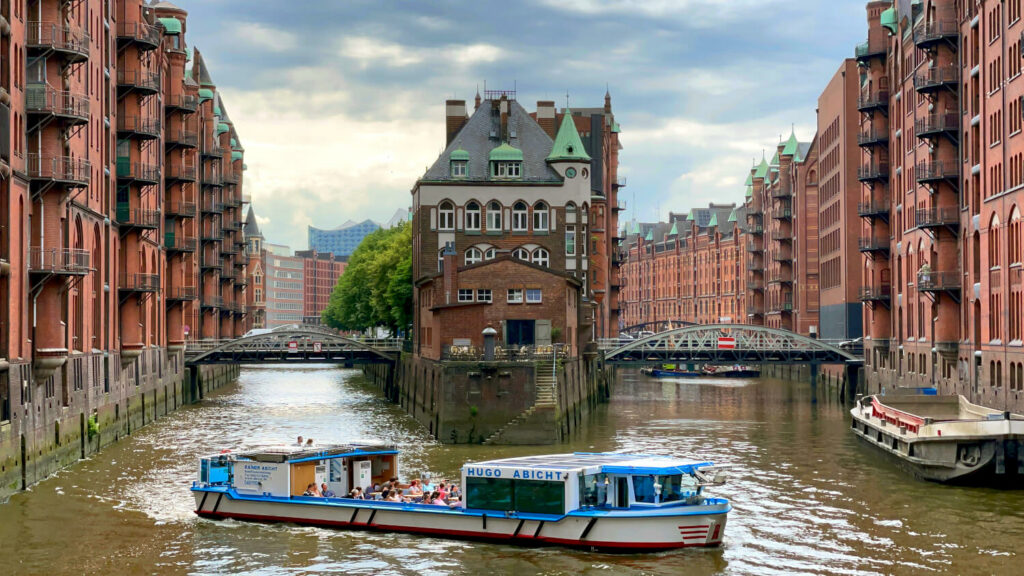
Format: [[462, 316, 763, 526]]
[[1000, 4, 1009, 410]]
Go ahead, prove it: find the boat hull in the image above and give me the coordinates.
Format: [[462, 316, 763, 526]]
[[193, 489, 729, 552]]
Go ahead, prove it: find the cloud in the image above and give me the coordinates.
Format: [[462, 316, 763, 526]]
[[230, 21, 298, 53], [339, 36, 509, 71], [536, 0, 785, 25]]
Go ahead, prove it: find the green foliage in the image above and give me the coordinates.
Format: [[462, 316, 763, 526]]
[[87, 415, 99, 439], [550, 327, 562, 343], [322, 223, 413, 335]]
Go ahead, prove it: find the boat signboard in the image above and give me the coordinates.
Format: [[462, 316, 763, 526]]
[[233, 461, 290, 496], [717, 337, 736, 349]]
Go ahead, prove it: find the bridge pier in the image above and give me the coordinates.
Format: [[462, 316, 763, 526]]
[[809, 364, 819, 404], [845, 363, 861, 402]]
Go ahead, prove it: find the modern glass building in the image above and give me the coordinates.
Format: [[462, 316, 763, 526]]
[[307, 219, 380, 256]]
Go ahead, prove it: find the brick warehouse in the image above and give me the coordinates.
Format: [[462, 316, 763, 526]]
[[0, 0, 247, 499]]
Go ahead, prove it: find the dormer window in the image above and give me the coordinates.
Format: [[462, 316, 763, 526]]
[[450, 148, 470, 179], [489, 143, 523, 179], [492, 161, 521, 178]]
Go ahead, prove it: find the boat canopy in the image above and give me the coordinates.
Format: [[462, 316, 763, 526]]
[[212, 442, 398, 464], [464, 452, 714, 478]]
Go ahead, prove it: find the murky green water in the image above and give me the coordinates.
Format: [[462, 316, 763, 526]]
[[1, 366, 1021, 575]]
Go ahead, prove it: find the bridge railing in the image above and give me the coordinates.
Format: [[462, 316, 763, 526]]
[[184, 336, 403, 354], [442, 344, 570, 362]]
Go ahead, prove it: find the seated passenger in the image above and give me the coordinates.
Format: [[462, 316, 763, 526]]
[[437, 482, 448, 500], [348, 487, 364, 499], [448, 496, 465, 509], [430, 491, 447, 506], [407, 479, 423, 498], [386, 490, 403, 502], [321, 483, 335, 498], [302, 482, 320, 497]]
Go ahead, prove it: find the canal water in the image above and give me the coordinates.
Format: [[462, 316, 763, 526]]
[[1, 366, 1022, 575]]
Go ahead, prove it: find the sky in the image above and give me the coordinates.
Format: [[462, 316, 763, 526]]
[[179, 0, 870, 250]]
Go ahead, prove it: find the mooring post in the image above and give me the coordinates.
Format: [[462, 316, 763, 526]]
[[845, 363, 860, 403], [809, 363, 819, 404]]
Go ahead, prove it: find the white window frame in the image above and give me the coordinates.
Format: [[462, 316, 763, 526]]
[[512, 202, 528, 231], [477, 289, 492, 303], [565, 225, 576, 256], [466, 202, 481, 231], [533, 202, 549, 231], [465, 247, 482, 265], [486, 201, 502, 231], [458, 289, 474, 302], [438, 202, 455, 231], [507, 289, 523, 304], [526, 289, 543, 303], [451, 160, 467, 177], [484, 248, 496, 260], [532, 247, 550, 267], [512, 247, 530, 260]]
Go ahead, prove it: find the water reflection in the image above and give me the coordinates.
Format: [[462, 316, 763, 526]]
[[0, 365, 1022, 575]]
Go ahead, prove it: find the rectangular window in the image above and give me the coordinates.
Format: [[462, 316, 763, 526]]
[[458, 289, 474, 302], [565, 225, 576, 255], [466, 477, 513, 511], [451, 160, 467, 177], [514, 480, 565, 515], [507, 289, 523, 304], [526, 289, 542, 303], [477, 289, 492, 303]]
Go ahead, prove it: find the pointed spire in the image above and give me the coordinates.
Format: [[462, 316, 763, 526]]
[[474, 85, 481, 110], [547, 110, 592, 162], [244, 206, 263, 238], [669, 222, 678, 236], [728, 209, 737, 223], [708, 213, 718, 228], [686, 211, 695, 222], [604, 85, 612, 113], [644, 229, 653, 242], [782, 127, 800, 157], [754, 154, 770, 179]]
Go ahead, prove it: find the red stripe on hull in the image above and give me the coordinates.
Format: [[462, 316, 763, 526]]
[[196, 509, 721, 552]]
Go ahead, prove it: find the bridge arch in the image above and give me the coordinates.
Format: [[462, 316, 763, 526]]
[[187, 329, 397, 365], [604, 324, 862, 365]]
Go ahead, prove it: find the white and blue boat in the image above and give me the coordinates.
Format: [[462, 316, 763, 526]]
[[192, 444, 731, 552]]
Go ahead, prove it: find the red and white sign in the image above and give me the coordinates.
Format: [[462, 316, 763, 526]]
[[288, 341, 298, 353], [313, 342, 322, 353], [717, 337, 736, 349]]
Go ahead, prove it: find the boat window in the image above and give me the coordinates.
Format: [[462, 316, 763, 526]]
[[632, 475, 656, 503], [201, 457, 231, 485], [466, 477, 514, 511], [578, 473, 608, 507], [514, 480, 565, 515]]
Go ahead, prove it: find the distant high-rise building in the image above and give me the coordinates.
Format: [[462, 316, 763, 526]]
[[308, 219, 380, 256], [384, 208, 410, 229]]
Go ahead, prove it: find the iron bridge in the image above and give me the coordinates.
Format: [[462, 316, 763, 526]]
[[185, 330, 398, 366], [602, 324, 863, 366]]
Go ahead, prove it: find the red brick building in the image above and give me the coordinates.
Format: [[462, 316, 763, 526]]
[[295, 249, 346, 325]]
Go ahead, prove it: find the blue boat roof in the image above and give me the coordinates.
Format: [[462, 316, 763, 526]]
[[222, 442, 398, 464], [465, 452, 713, 475]]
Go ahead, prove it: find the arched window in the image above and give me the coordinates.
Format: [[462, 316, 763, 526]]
[[566, 202, 577, 220], [438, 201, 454, 231], [484, 248, 496, 260], [512, 201, 528, 231], [438, 249, 445, 272], [465, 247, 482, 265], [465, 201, 481, 231], [533, 202, 549, 231], [512, 247, 530, 260], [486, 201, 502, 231], [532, 247, 550, 267]]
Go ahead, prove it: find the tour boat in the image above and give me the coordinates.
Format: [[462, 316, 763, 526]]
[[192, 443, 731, 551], [642, 365, 760, 379], [850, 393, 1024, 485]]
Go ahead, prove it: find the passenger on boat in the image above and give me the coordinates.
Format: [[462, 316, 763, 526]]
[[348, 487, 364, 499], [295, 436, 304, 447], [303, 482, 320, 497], [448, 496, 465, 509], [422, 474, 434, 492], [407, 480, 423, 500], [306, 438, 316, 447], [320, 483, 335, 498], [386, 490, 403, 503], [430, 491, 447, 506]]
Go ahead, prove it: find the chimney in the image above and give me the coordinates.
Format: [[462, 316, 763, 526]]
[[536, 100, 556, 139], [445, 100, 467, 145], [499, 95, 510, 140], [442, 242, 458, 304]]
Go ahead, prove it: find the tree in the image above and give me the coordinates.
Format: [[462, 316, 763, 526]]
[[322, 223, 412, 336]]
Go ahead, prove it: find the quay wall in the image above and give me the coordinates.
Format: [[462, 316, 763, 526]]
[[363, 354, 609, 444], [760, 363, 864, 400], [0, 351, 238, 501]]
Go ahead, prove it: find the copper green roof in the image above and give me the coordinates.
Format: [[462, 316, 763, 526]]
[[631, 221, 640, 234], [644, 229, 653, 241], [754, 156, 770, 179], [489, 143, 523, 162], [214, 104, 222, 116], [708, 213, 718, 227], [745, 172, 753, 186], [216, 123, 229, 135], [745, 185, 753, 198], [232, 151, 243, 161], [686, 211, 695, 222], [158, 17, 182, 34], [770, 151, 779, 166], [668, 222, 678, 236], [450, 148, 470, 161], [782, 130, 800, 157], [880, 7, 897, 34], [198, 88, 213, 102], [546, 110, 592, 162], [611, 122, 621, 133], [728, 210, 737, 223], [230, 138, 237, 147]]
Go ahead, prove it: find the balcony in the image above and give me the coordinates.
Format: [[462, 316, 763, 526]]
[[747, 260, 764, 272], [914, 19, 958, 51], [117, 161, 160, 184], [119, 274, 160, 293], [771, 206, 793, 220], [747, 278, 764, 291], [916, 161, 958, 186], [858, 236, 890, 255], [201, 171, 223, 187], [166, 129, 198, 149], [221, 243, 239, 255], [224, 220, 242, 232], [857, 128, 889, 148], [747, 303, 765, 316], [857, 90, 889, 113], [857, 162, 890, 183], [200, 252, 223, 269], [747, 206, 764, 218], [200, 227, 224, 242], [26, 21, 90, 62], [915, 113, 959, 142], [117, 69, 161, 96], [116, 21, 161, 51], [768, 270, 794, 284], [166, 94, 199, 114], [223, 172, 240, 185], [771, 186, 792, 200], [116, 204, 161, 231], [916, 206, 959, 232], [747, 239, 763, 253], [773, 249, 793, 263], [201, 296, 224, 310], [166, 286, 197, 302], [201, 144, 225, 159], [117, 116, 161, 140], [771, 230, 793, 242], [858, 196, 890, 220], [165, 201, 196, 218], [224, 196, 242, 209], [914, 66, 958, 94], [28, 247, 90, 276], [854, 38, 887, 62], [220, 269, 239, 283], [27, 154, 90, 187], [769, 298, 795, 314], [748, 223, 765, 234], [166, 163, 197, 183], [200, 201, 224, 214], [26, 84, 89, 126], [918, 270, 961, 298], [858, 284, 892, 304], [164, 233, 196, 253]]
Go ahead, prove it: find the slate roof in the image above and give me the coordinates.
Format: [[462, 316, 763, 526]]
[[421, 99, 561, 183], [244, 206, 263, 238]]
